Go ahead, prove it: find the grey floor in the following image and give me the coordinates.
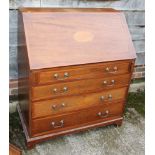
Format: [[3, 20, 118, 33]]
[[14, 108, 144, 155]]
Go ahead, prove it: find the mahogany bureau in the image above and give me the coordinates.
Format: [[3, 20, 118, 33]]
[[17, 8, 136, 148]]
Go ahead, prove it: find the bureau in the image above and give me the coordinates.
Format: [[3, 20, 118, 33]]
[[17, 8, 136, 148]]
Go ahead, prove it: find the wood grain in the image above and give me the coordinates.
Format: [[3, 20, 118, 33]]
[[17, 104, 123, 149], [20, 8, 119, 12], [18, 10, 30, 132], [31, 101, 124, 136], [9, 144, 22, 155], [33, 60, 131, 85], [32, 87, 127, 118], [17, 8, 136, 149], [10, 0, 145, 80], [31, 74, 130, 101], [19, 8, 136, 69]]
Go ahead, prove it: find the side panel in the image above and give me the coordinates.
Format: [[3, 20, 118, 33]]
[[18, 10, 31, 135]]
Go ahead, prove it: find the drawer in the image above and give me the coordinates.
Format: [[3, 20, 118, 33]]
[[32, 87, 127, 118], [33, 61, 132, 85], [31, 102, 124, 136], [31, 74, 130, 101]]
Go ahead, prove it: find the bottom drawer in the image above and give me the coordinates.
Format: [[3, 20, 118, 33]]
[[31, 102, 124, 136]]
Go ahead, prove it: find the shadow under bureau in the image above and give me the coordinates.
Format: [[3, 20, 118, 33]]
[[17, 8, 136, 148]]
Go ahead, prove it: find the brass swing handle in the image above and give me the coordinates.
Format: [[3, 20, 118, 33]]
[[100, 94, 112, 102], [52, 86, 68, 93], [105, 66, 118, 73], [51, 120, 64, 128], [97, 110, 109, 118], [53, 72, 69, 80], [52, 103, 66, 110], [102, 80, 115, 86]]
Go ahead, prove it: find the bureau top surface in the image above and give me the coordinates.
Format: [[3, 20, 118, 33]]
[[21, 8, 136, 70]]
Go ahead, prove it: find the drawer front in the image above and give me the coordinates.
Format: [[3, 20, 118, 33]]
[[32, 74, 130, 101], [31, 102, 124, 136], [32, 87, 127, 118], [35, 61, 131, 85]]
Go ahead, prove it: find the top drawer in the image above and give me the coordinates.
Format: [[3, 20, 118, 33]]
[[32, 60, 132, 85]]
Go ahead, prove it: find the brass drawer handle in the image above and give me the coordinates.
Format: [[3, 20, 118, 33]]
[[54, 73, 59, 79], [51, 120, 64, 128], [113, 66, 118, 71], [53, 72, 69, 80], [97, 110, 109, 118], [61, 102, 66, 107], [105, 66, 118, 73], [52, 103, 66, 110], [64, 72, 69, 78], [52, 87, 68, 94], [103, 80, 115, 86], [100, 94, 112, 102], [52, 104, 57, 109], [105, 67, 110, 72], [63, 86, 68, 92], [53, 88, 58, 93], [100, 96, 105, 101], [108, 94, 112, 99]]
